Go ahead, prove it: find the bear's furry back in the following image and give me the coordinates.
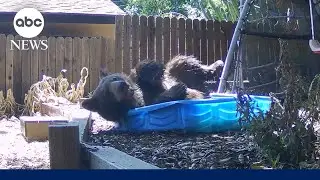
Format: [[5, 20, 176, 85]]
[[164, 55, 220, 93]]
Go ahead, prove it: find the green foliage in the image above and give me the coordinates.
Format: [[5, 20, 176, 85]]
[[123, 0, 239, 22], [205, 0, 239, 22], [236, 67, 319, 169], [124, 0, 189, 16]]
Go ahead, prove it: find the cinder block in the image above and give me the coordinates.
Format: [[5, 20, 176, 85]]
[[20, 116, 69, 142]]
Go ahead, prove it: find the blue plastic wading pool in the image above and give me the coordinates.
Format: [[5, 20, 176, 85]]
[[120, 93, 272, 133]]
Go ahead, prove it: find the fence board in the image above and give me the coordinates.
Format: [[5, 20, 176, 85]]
[[123, 15, 132, 74], [106, 38, 115, 74], [21, 39, 31, 102], [163, 17, 170, 63], [72, 37, 81, 83], [207, 20, 214, 64], [200, 19, 207, 64], [5, 35, 14, 91], [38, 36, 48, 81], [115, 15, 124, 73], [30, 37, 39, 84], [13, 35, 22, 103], [55, 37, 65, 76], [131, 15, 139, 67], [101, 37, 108, 69], [81, 37, 90, 94], [178, 18, 186, 55], [148, 16, 155, 60], [155, 16, 163, 63], [64, 37, 73, 82], [48, 37, 56, 77], [220, 21, 230, 60], [186, 19, 193, 56], [0, 34, 6, 92], [171, 17, 178, 59], [193, 19, 200, 60], [213, 22, 221, 61], [89, 37, 102, 91], [140, 16, 148, 61]]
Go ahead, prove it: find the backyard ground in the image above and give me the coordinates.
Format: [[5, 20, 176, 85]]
[[0, 114, 319, 169], [0, 117, 50, 169], [89, 117, 265, 169]]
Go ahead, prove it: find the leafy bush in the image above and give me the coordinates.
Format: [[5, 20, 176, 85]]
[[236, 69, 319, 169]]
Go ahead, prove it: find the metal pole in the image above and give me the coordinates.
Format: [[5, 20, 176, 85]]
[[217, 0, 253, 93], [309, 0, 315, 40]]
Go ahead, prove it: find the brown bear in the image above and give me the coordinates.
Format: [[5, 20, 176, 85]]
[[130, 59, 205, 106], [164, 55, 224, 94], [81, 71, 145, 125]]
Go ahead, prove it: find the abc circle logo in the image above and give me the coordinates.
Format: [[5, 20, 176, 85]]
[[13, 8, 44, 39]]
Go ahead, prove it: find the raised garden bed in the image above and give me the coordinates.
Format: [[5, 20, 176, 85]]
[[40, 102, 264, 169], [89, 116, 262, 169]]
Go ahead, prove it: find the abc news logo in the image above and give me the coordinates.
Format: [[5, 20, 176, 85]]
[[11, 8, 48, 51], [15, 16, 43, 28]]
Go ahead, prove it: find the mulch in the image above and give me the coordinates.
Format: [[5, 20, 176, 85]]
[[89, 117, 264, 169]]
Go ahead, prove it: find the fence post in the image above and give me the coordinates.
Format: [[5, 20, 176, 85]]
[[48, 122, 81, 169]]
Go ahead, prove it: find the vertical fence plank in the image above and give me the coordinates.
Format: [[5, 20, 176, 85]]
[[220, 21, 229, 61], [131, 15, 139, 67], [48, 37, 56, 77], [55, 37, 65, 76], [200, 19, 207, 64], [95, 38, 102, 84], [123, 15, 132, 74], [0, 34, 6, 92], [101, 37, 108, 70], [193, 19, 200, 60], [140, 16, 148, 61], [72, 37, 81, 83], [213, 22, 221, 61], [163, 17, 170, 63], [30, 37, 39, 85], [21, 39, 31, 102], [171, 17, 178, 59], [148, 16, 155, 60], [64, 37, 73, 82], [178, 18, 186, 55], [207, 20, 214, 64], [5, 35, 14, 91], [106, 38, 115, 74], [38, 36, 48, 81], [89, 37, 101, 92], [115, 15, 124, 73], [13, 35, 22, 103], [186, 19, 193, 56], [155, 16, 163, 63], [81, 37, 90, 94]]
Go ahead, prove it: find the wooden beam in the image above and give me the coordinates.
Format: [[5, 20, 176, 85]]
[[41, 102, 160, 169], [83, 145, 160, 169], [48, 122, 81, 169]]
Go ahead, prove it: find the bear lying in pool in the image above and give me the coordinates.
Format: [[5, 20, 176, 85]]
[[129, 55, 224, 105], [81, 70, 190, 125]]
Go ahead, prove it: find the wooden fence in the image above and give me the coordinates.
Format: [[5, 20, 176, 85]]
[[0, 15, 282, 103], [114, 15, 235, 74], [0, 34, 114, 103]]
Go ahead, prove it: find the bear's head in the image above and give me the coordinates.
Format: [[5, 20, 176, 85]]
[[81, 71, 140, 122], [135, 60, 165, 87]]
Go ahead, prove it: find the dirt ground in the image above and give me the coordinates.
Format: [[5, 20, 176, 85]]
[[0, 117, 50, 169]]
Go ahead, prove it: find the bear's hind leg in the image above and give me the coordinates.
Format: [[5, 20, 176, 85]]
[[153, 83, 187, 104]]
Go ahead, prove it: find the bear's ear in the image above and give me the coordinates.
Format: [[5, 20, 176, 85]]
[[100, 68, 109, 80], [81, 98, 99, 112]]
